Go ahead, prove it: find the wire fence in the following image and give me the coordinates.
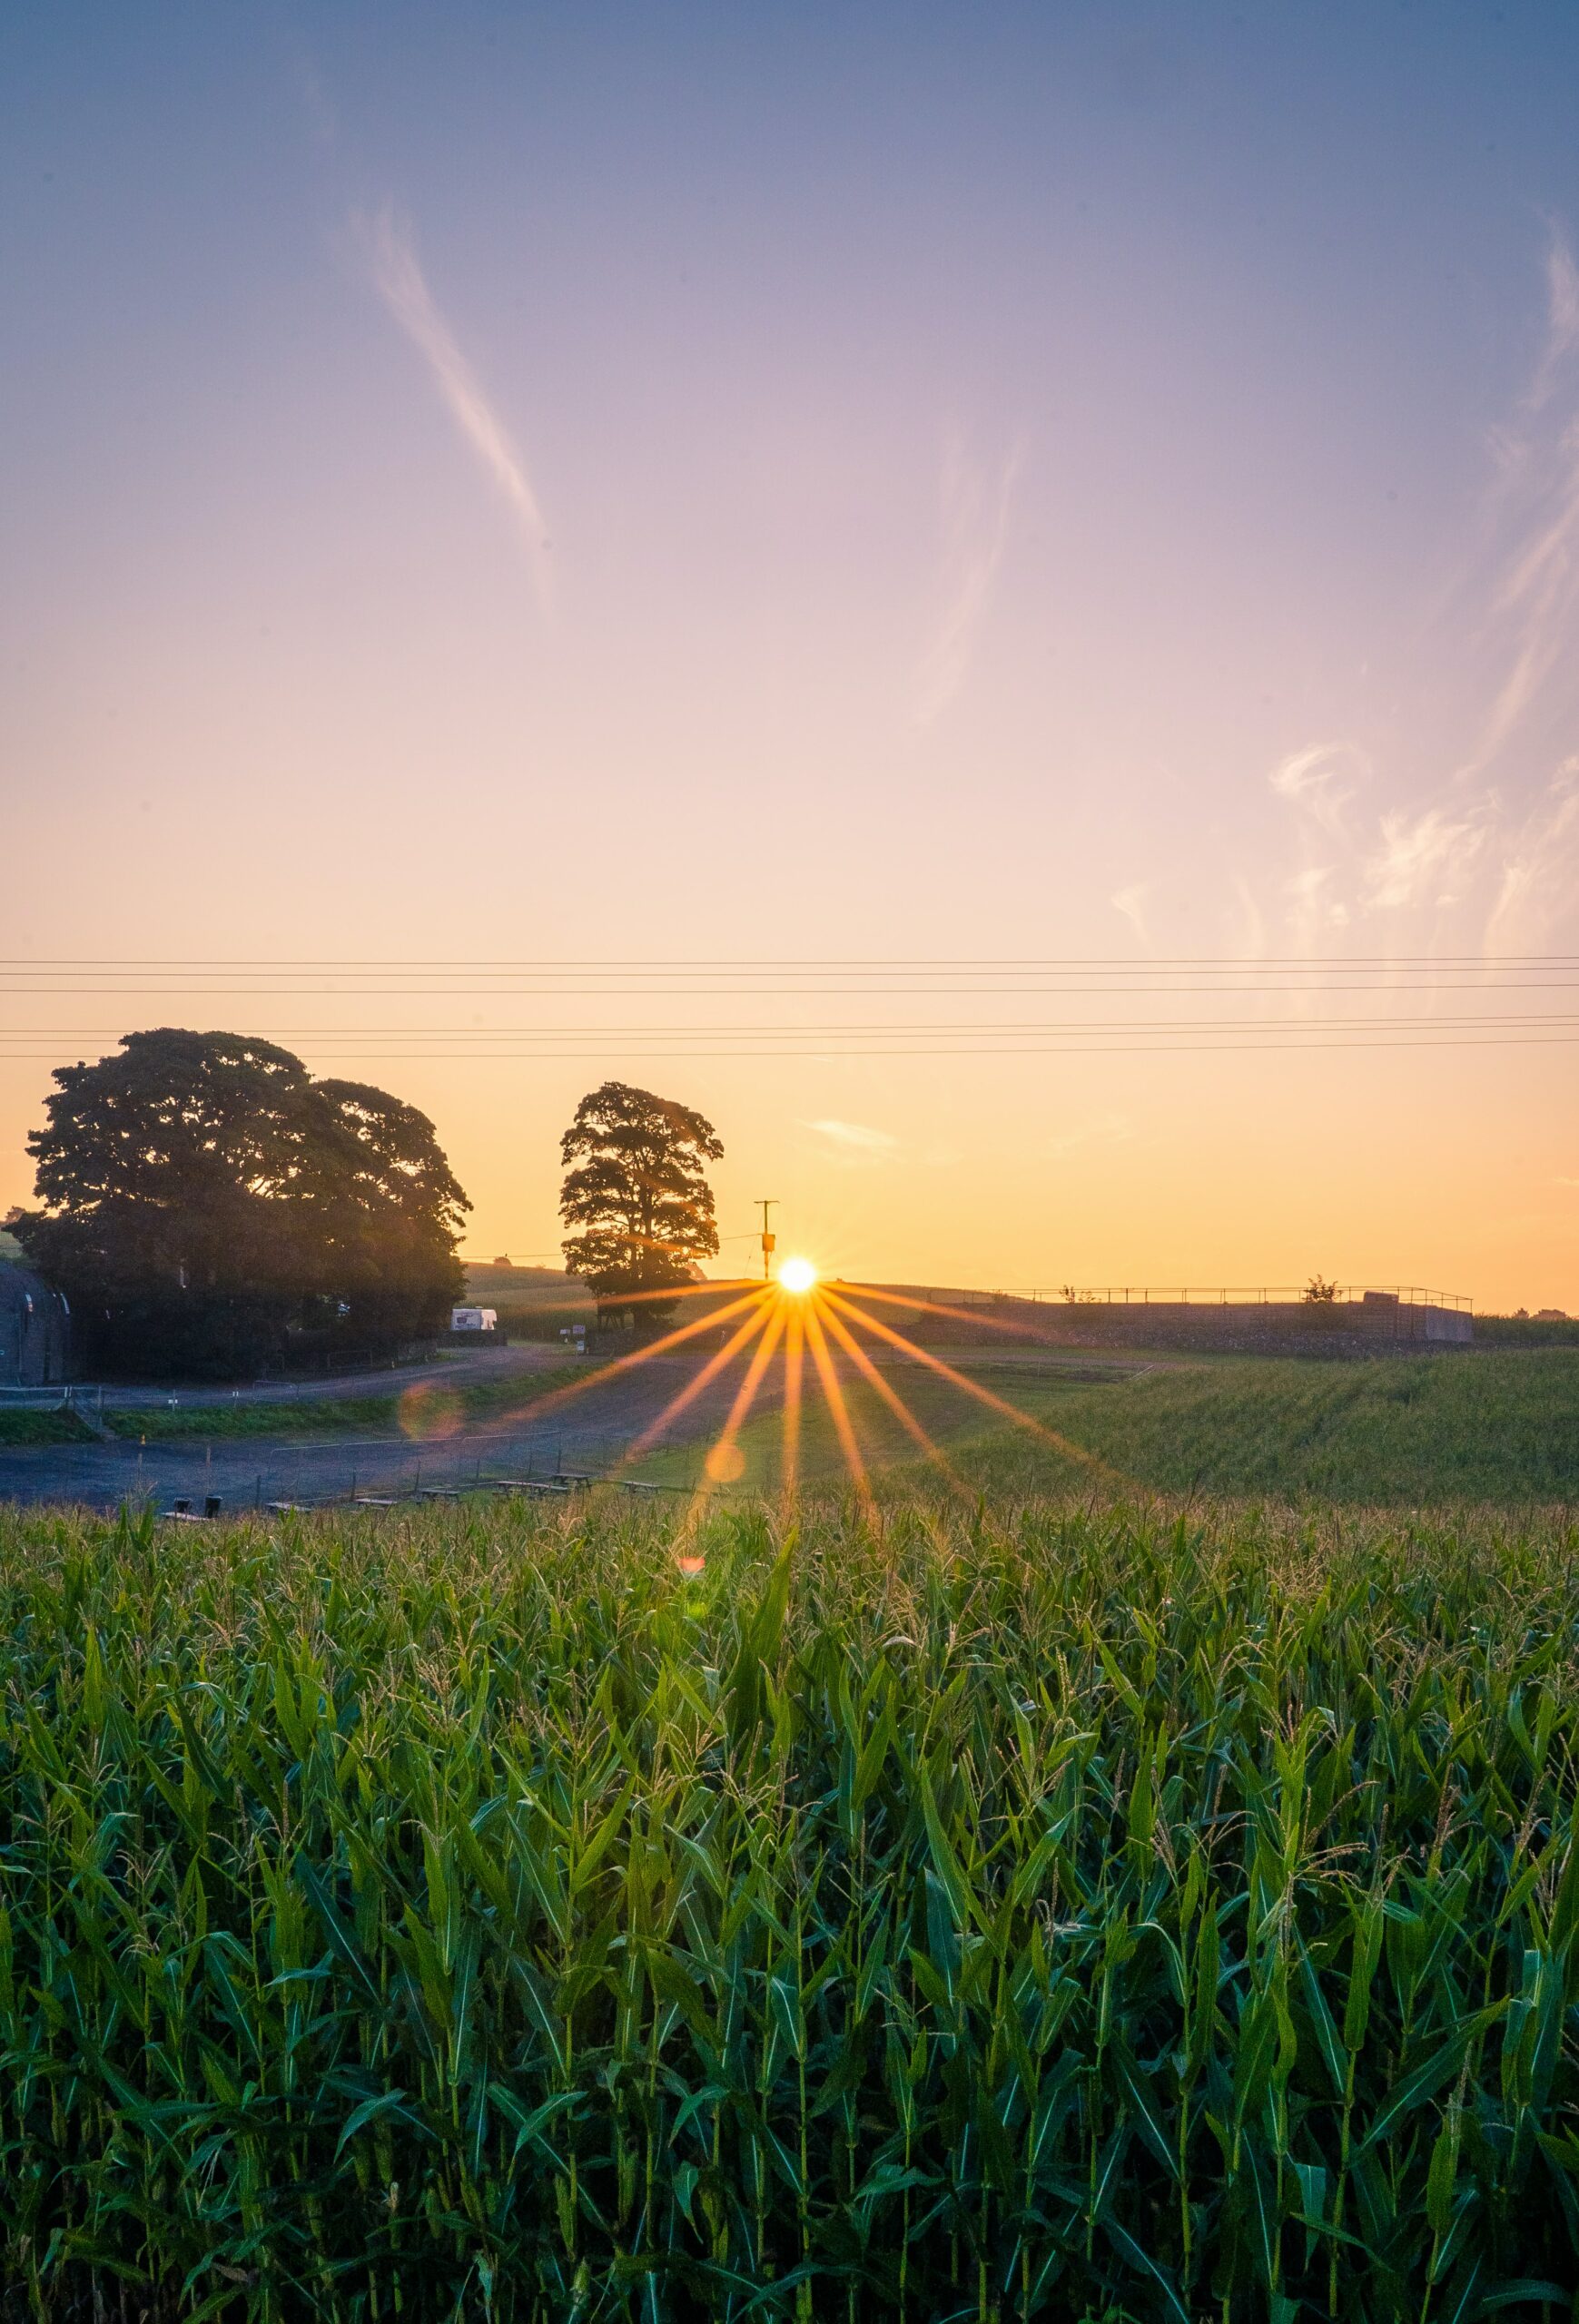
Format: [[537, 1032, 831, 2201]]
[[6, 1427, 728, 1521], [0, 1383, 105, 1413], [927, 1284, 1474, 1312]]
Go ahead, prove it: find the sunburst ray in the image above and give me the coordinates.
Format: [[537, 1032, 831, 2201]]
[[814, 1293, 971, 1497], [822, 1286, 1122, 1484], [844, 1281, 1065, 1344], [593, 1275, 759, 1308], [802, 1294, 872, 1504], [780, 1301, 804, 1503], [709, 1303, 788, 1472], [476, 1285, 769, 1441], [610, 1295, 775, 1473], [676, 1303, 790, 1530]]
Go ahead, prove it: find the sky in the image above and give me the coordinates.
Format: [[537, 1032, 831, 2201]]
[[4, 3, 1579, 1308]]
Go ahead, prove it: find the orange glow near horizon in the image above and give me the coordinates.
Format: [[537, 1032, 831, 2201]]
[[6, 11, 1579, 1327], [449, 1248, 1129, 1512]]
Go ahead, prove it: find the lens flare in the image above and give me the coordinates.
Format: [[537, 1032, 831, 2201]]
[[448, 1247, 1110, 1513]]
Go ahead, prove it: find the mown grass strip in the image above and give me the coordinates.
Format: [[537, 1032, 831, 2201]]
[[99, 1362, 594, 1443]]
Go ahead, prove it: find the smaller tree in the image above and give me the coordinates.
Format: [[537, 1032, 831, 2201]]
[[559, 1081, 722, 1328], [1304, 1275, 1340, 1304]]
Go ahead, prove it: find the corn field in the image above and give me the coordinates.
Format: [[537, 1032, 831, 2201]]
[[2, 1492, 1578, 2320]]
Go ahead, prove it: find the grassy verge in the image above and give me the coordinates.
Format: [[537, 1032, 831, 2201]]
[[0, 1490, 1576, 2314], [102, 1362, 594, 1442], [0, 1405, 94, 1446]]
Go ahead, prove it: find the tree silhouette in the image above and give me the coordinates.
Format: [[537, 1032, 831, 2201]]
[[14, 1030, 469, 1377], [310, 1078, 472, 1351], [559, 1081, 722, 1328]]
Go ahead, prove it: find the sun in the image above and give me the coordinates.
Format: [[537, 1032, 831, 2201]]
[[778, 1255, 817, 1295]]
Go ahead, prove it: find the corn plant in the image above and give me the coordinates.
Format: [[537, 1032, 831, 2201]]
[[0, 1491, 1576, 2319]]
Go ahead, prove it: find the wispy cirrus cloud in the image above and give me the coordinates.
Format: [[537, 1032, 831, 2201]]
[[354, 205, 553, 607], [1047, 1110, 1131, 1158], [1529, 226, 1579, 410], [913, 434, 1022, 724], [1361, 803, 1489, 911], [1282, 862, 1347, 941], [1246, 226, 1579, 955], [1474, 223, 1579, 765], [1484, 758, 1579, 949], [1478, 446, 1579, 761], [1229, 875, 1269, 959], [1268, 743, 1362, 936], [1268, 742, 1364, 840], [1270, 783, 1491, 928], [804, 1118, 898, 1165], [1110, 882, 1152, 942]]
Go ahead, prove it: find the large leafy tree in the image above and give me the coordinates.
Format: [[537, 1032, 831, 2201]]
[[14, 1030, 469, 1378], [559, 1081, 722, 1327], [311, 1079, 471, 1345]]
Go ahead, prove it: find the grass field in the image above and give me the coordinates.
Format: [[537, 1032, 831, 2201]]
[[1015, 1349, 1578, 1501], [1, 1484, 1577, 2319], [654, 1348, 1579, 1506], [1472, 1316, 1579, 1350], [5, 1348, 1574, 1515]]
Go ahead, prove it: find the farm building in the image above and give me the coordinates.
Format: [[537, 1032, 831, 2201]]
[[0, 1260, 72, 1386]]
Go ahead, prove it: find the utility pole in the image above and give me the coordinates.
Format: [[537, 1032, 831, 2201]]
[[756, 1198, 778, 1282]]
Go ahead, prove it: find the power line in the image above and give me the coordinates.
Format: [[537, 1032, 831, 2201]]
[[9, 990, 1579, 1009], [4, 954, 1578, 968], [4, 1034, 1574, 1060], [3, 1010, 1579, 1039], [2, 960, 1578, 991]]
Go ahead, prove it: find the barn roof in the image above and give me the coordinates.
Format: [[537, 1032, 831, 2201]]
[[0, 1257, 64, 1316]]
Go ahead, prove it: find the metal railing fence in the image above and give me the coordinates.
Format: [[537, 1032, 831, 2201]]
[[931, 1284, 1473, 1313]]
